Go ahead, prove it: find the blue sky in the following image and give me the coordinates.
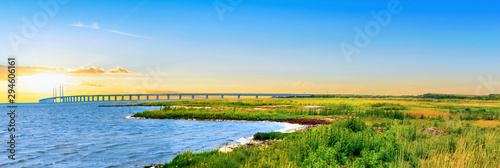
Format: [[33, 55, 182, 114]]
[[1, 0, 500, 99]]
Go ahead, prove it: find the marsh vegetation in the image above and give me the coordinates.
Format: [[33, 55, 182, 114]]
[[134, 97, 500, 167]]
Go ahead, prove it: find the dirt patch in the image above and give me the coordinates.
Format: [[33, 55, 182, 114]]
[[419, 127, 444, 135], [373, 127, 385, 132], [366, 120, 385, 125], [138, 115, 332, 125], [328, 116, 346, 120], [273, 118, 332, 125], [473, 120, 500, 127], [407, 110, 449, 117]]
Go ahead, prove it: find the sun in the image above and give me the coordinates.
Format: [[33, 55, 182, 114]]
[[18, 73, 73, 93]]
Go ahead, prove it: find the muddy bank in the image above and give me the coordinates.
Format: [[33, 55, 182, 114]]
[[273, 118, 331, 125], [132, 115, 331, 125]]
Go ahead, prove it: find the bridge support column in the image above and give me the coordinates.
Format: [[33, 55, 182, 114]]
[[146, 95, 149, 100], [156, 95, 159, 100], [237, 95, 240, 99], [221, 95, 224, 99], [192, 95, 195, 99], [206, 95, 209, 99], [256, 96, 258, 99], [167, 95, 170, 100], [179, 95, 182, 99]]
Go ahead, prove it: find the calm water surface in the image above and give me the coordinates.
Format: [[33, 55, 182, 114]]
[[0, 102, 286, 167]]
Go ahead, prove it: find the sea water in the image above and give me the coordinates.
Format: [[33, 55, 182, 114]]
[[0, 102, 287, 167]]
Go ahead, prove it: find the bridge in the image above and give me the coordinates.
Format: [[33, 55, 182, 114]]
[[38, 93, 313, 103]]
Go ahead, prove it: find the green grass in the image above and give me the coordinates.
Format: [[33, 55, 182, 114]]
[[131, 98, 500, 168], [164, 118, 500, 168], [253, 132, 290, 141]]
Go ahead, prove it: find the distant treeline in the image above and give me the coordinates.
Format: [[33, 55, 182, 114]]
[[309, 93, 500, 100], [417, 93, 500, 100], [309, 94, 393, 98]]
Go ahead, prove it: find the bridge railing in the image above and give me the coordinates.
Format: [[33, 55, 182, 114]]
[[39, 93, 313, 103]]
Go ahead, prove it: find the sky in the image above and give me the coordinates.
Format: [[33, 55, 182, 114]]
[[1, 0, 500, 102]]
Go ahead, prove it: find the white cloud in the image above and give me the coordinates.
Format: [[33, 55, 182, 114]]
[[70, 22, 151, 39], [294, 81, 315, 86], [71, 22, 99, 29], [103, 29, 151, 39]]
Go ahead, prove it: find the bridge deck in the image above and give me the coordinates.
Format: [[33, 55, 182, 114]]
[[39, 93, 312, 103]]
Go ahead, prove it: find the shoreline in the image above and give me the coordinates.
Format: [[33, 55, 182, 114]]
[[124, 115, 319, 153], [126, 114, 318, 168], [218, 122, 309, 152], [126, 115, 332, 125]]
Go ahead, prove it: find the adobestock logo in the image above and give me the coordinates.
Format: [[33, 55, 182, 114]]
[[340, 0, 404, 63], [213, 0, 243, 21], [8, 0, 69, 54]]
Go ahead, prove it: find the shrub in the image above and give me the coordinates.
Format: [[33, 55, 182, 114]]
[[254, 132, 289, 141], [460, 114, 479, 120], [344, 118, 366, 132]]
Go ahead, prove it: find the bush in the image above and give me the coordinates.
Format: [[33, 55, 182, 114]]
[[344, 118, 366, 132], [363, 108, 415, 120], [254, 132, 289, 141], [460, 114, 479, 120]]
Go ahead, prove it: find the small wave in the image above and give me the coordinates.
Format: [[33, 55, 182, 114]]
[[124, 115, 143, 119], [62, 151, 78, 155], [275, 123, 307, 133], [219, 122, 307, 152]]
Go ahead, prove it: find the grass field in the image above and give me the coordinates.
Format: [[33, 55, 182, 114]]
[[133, 98, 500, 168]]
